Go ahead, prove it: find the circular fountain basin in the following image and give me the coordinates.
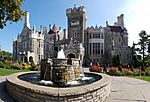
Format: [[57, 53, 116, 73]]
[[6, 71, 111, 102]]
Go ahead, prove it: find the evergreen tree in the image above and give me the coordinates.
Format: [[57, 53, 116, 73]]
[[148, 42, 150, 54], [137, 30, 150, 70]]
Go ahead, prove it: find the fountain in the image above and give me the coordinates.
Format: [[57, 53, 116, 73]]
[[40, 48, 81, 86], [6, 47, 111, 102]]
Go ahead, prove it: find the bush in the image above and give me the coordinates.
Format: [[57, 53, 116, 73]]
[[3, 60, 13, 69], [0, 61, 5, 68], [89, 65, 103, 73], [145, 67, 150, 76], [30, 64, 39, 71], [118, 65, 123, 72], [12, 63, 23, 70], [133, 69, 140, 76], [107, 67, 122, 76], [122, 68, 133, 76]]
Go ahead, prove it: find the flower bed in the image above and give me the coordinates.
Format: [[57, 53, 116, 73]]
[[89, 65, 103, 73], [89, 65, 150, 77]]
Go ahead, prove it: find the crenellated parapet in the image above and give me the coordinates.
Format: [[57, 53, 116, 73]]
[[86, 25, 105, 33], [66, 6, 86, 15]]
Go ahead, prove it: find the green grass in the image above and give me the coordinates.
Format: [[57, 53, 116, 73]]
[[132, 76, 150, 82], [0, 68, 29, 76]]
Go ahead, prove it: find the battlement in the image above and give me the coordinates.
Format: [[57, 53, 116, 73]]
[[87, 25, 105, 32], [66, 6, 86, 15]]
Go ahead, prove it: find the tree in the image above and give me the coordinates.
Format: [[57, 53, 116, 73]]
[[0, 0, 24, 29], [148, 42, 150, 54], [137, 30, 150, 70], [113, 55, 121, 67], [0, 50, 12, 61]]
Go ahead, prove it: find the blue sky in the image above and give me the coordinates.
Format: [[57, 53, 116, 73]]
[[0, 0, 149, 52]]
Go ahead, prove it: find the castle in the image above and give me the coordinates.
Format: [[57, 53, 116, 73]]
[[13, 6, 132, 66]]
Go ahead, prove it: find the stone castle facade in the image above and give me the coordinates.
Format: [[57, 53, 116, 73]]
[[13, 6, 131, 66]]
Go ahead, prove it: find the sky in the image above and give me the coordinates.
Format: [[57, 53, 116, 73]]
[[0, 0, 150, 52]]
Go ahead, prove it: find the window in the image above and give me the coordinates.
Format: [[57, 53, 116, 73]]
[[38, 55, 40, 60], [90, 34, 92, 39], [101, 33, 104, 39], [39, 41, 40, 48], [38, 41, 43, 48], [90, 43, 92, 54], [93, 34, 100, 38], [119, 38, 121, 42], [23, 43, 25, 48], [92, 43, 100, 55]]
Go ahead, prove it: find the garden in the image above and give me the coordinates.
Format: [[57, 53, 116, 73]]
[[0, 60, 39, 76], [89, 64, 150, 82]]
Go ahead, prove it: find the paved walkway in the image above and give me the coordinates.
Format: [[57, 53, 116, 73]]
[[106, 76, 150, 102], [0, 74, 150, 102]]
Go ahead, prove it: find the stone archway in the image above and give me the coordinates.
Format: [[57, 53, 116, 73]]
[[29, 56, 33, 62], [67, 53, 75, 65], [67, 53, 75, 59]]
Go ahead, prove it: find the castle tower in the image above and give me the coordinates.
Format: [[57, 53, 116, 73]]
[[66, 5, 87, 44], [24, 11, 30, 28], [117, 14, 124, 28]]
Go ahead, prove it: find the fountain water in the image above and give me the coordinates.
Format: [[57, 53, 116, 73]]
[[57, 48, 65, 59]]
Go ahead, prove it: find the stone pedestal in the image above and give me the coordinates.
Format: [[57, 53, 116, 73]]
[[40, 58, 81, 85]]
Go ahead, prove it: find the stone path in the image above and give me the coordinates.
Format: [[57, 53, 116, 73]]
[[0, 73, 150, 102], [106, 76, 150, 102]]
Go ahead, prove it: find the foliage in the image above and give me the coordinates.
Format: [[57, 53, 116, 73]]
[[132, 55, 142, 68], [137, 30, 150, 70], [112, 55, 121, 67], [0, 0, 24, 29], [0, 50, 12, 61], [0, 61, 5, 68], [145, 57, 150, 66], [145, 67, 150, 76], [132, 69, 141, 76], [122, 68, 133, 76], [30, 64, 39, 71], [148, 42, 150, 53], [89, 65, 103, 73], [107, 67, 123, 76], [3, 60, 13, 68], [118, 65, 123, 72]]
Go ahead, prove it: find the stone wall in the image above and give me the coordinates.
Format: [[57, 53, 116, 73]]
[[6, 72, 111, 102]]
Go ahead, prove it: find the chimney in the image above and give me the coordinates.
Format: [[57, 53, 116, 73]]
[[63, 29, 67, 39], [49, 24, 52, 30], [120, 14, 124, 28], [59, 27, 61, 31], [24, 11, 30, 28]]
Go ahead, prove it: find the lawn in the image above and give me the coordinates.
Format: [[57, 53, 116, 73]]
[[0, 68, 29, 76], [132, 76, 150, 82]]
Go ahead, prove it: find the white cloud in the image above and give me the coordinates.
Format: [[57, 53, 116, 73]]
[[125, 0, 150, 46]]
